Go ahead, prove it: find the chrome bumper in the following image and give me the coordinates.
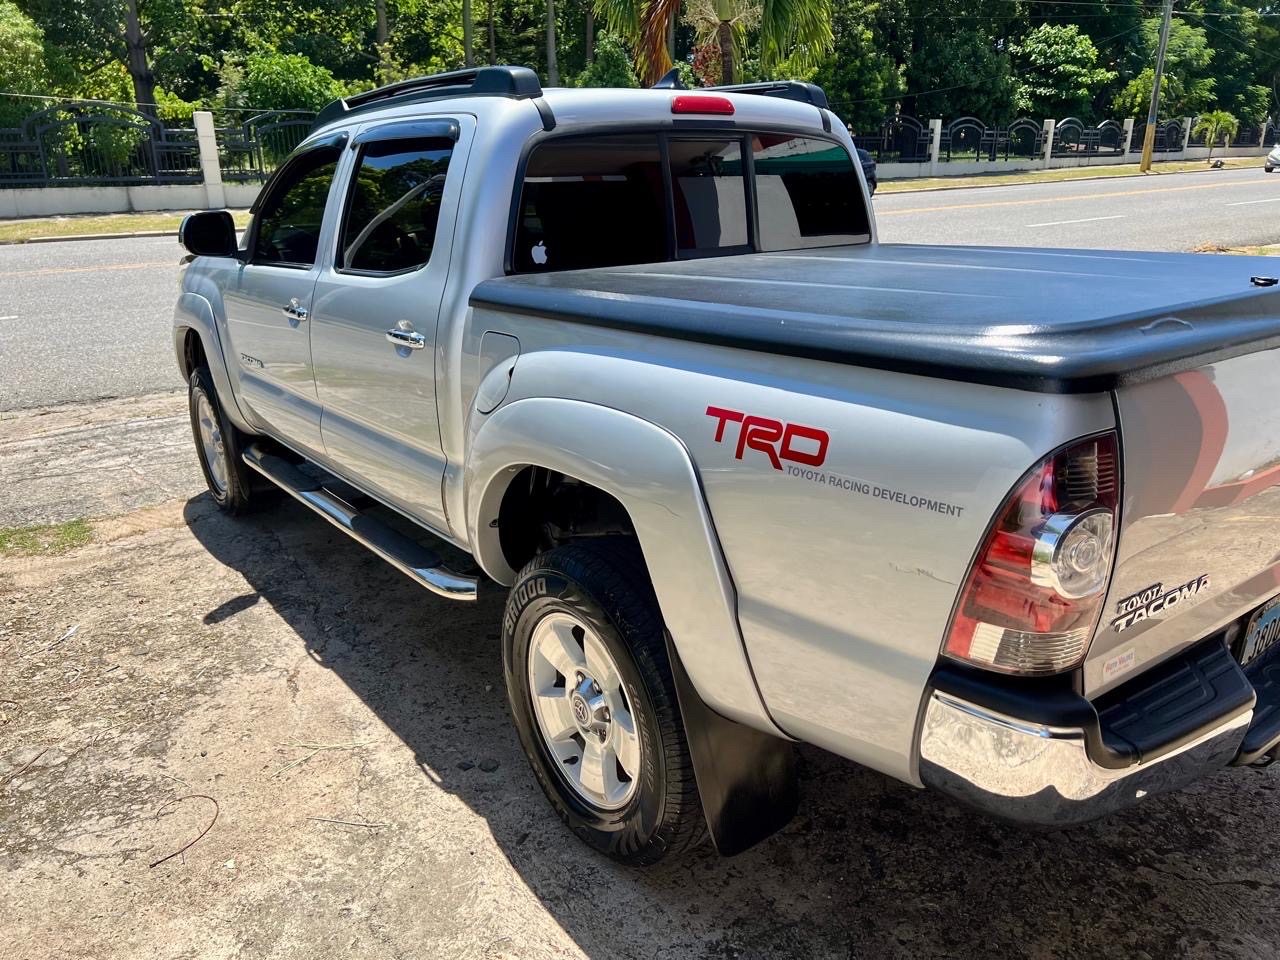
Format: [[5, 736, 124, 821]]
[[919, 692, 1252, 827]]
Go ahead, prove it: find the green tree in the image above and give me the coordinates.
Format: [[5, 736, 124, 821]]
[[0, 1, 46, 126], [1010, 24, 1114, 120], [217, 51, 347, 111], [814, 0, 902, 129], [1113, 18, 1215, 118], [571, 30, 637, 85], [1193, 108, 1238, 162]]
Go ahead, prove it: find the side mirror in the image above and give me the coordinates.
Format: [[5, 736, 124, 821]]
[[179, 210, 238, 257]]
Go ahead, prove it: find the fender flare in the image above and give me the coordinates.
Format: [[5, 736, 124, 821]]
[[464, 396, 783, 738], [172, 291, 253, 433]]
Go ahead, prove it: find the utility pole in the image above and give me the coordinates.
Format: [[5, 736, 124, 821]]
[[1139, 0, 1175, 172]]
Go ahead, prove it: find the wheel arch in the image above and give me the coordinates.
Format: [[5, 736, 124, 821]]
[[173, 291, 253, 434], [465, 396, 782, 737]]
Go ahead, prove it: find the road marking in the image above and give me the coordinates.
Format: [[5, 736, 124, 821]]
[[1226, 197, 1280, 206], [878, 179, 1279, 216], [0, 315, 16, 320], [0, 260, 174, 279], [1026, 215, 1125, 228]]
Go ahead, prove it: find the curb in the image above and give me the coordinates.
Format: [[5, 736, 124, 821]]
[[878, 160, 1268, 196], [0, 229, 179, 246]]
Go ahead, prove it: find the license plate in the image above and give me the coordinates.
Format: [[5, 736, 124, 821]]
[[1240, 595, 1280, 668]]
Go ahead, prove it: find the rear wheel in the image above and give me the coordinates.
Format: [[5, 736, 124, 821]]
[[503, 539, 706, 865], [188, 366, 258, 515]]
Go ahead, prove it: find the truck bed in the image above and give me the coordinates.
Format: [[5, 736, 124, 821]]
[[470, 244, 1280, 394]]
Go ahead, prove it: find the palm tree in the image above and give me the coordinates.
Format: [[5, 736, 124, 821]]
[[597, 0, 831, 86], [1193, 110, 1239, 164], [682, 0, 759, 85]]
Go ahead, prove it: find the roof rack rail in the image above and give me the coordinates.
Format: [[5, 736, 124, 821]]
[[313, 65, 544, 129], [703, 80, 829, 110]]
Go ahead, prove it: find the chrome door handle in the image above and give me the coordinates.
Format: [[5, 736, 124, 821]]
[[386, 326, 426, 349], [282, 298, 308, 321]]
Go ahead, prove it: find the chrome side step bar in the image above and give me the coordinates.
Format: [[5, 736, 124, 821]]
[[242, 443, 478, 602]]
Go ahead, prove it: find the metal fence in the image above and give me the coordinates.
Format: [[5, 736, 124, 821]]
[[1052, 118, 1125, 158], [849, 116, 932, 163], [0, 102, 315, 187], [0, 103, 202, 186], [1128, 119, 1186, 154], [213, 110, 316, 181]]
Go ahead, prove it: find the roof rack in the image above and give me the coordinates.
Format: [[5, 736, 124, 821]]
[[703, 81, 829, 110], [314, 65, 544, 129]]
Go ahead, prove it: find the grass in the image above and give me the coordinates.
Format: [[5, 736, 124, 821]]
[[0, 519, 93, 557], [0, 210, 252, 244], [1195, 242, 1280, 256], [878, 155, 1269, 194]]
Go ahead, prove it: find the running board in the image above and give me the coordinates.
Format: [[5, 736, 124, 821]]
[[242, 443, 478, 602]]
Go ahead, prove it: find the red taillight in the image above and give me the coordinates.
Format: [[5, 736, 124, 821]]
[[671, 95, 735, 115], [944, 433, 1119, 675]]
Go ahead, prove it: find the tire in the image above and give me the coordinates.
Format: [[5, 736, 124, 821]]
[[503, 538, 707, 865], [188, 366, 258, 515], [1267, 165, 1275, 173]]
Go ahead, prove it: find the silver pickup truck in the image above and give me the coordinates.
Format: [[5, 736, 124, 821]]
[[173, 66, 1280, 865]]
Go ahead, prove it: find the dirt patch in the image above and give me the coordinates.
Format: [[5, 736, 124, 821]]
[[3, 396, 1280, 959]]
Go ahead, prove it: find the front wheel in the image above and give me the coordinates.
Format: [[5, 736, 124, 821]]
[[503, 539, 706, 865], [188, 366, 258, 515]]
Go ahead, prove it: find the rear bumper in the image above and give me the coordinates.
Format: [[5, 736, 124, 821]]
[[919, 636, 1274, 826], [920, 692, 1251, 826]]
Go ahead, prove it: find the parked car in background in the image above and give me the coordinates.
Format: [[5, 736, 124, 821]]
[[856, 145, 877, 194], [175, 66, 1280, 867], [1266, 143, 1280, 173]]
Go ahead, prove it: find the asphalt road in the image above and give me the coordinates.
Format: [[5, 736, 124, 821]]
[[0, 235, 186, 411], [2, 164, 1278, 411], [875, 165, 1280, 248]]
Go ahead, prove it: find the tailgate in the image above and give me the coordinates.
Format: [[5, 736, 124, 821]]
[[1086, 347, 1280, 695]]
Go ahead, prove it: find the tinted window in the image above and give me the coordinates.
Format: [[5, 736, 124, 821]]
[[514, 136, 665, 272], [341, 138, 453, 273], [253, 149, 340, 267], [751, 134, 870, 251], [670, 139, 748, 254], [512, 131, 869, 274]]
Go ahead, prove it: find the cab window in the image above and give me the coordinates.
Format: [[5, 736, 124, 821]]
[[252, 147, 341, 267], [340, 137, 454, 273]]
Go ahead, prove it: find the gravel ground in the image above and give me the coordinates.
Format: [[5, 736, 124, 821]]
[[3, 394, 1280, 960]]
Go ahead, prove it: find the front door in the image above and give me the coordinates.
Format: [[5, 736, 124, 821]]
[[224, 139, 345, 457], [310, 117, 471, 532]]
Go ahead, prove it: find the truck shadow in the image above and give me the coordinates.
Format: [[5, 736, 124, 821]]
[[185, 495, 1280, 960]]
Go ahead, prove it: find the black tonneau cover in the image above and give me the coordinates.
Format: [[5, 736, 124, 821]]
[[469, 244, 1280, 394]]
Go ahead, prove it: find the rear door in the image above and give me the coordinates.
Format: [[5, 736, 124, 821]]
[[309, 117, 472, 532], [223, 135, 346, 456]]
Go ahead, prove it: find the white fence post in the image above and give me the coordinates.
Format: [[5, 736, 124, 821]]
[[927, 118, 942, 175], [1263, 120, 1272, 156], [193, 111, 226, 210], [1042, 118, 1055, 169], [1180, 116, 1193, 158], [1122, 118, 1135, 159]]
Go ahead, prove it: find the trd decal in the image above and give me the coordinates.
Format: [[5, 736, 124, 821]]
[[705, 405, 829, 471], [1111, 574, 1211, 633]]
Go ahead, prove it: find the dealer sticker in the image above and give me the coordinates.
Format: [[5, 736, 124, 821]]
[[1103, 648, 1136, 682]]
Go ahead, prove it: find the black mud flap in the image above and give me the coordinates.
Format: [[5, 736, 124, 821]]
[[666, 636, 799, 856]]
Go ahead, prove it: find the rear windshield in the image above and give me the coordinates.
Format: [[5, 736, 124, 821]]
[[512, 131, 870, 274]]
